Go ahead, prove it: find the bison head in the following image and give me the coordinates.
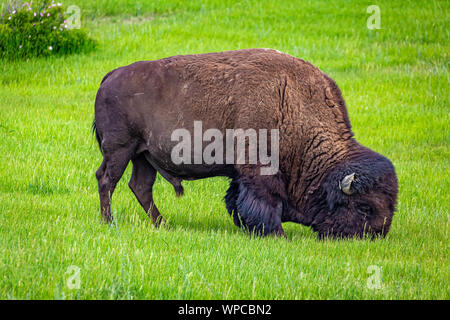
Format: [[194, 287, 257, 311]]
[[311, 151, 398, 239]]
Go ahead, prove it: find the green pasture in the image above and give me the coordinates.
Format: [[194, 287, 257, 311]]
[[0, 0, 448, 299]]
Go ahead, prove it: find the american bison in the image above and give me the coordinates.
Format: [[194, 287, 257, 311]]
[[93, 49, 398, 239]]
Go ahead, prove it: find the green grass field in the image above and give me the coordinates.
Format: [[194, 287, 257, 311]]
[[0, 0, 448, 299]]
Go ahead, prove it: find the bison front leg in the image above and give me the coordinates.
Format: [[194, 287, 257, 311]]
[[224, 178, 243, 228], [232, 178, 286, 237]]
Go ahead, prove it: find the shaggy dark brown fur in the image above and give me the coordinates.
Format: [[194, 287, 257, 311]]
[[93, 48, 398, 239]]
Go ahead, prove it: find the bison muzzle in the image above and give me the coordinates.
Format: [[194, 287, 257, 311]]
[[93, 49, 398, 239]]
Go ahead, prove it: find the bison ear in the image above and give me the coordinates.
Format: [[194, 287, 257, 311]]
[[322, 171, 348, 211]]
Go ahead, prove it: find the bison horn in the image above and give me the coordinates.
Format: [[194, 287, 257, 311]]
[[340, 173, 355, 195]]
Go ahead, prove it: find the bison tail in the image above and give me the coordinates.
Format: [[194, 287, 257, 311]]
[[92, 119, 103, 154]]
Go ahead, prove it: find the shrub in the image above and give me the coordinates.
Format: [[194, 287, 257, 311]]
[[0, 0, 96, 59]]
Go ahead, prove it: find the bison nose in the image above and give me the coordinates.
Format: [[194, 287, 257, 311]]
[[365, 228, 387, 240]]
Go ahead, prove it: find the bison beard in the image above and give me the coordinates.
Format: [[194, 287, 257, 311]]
[[93, 49, 398, 239], [225, 176, 286, 236]]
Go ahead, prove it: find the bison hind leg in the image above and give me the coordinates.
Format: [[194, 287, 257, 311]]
[[128, 154, 165, 227], [96, 144, 136, 223]]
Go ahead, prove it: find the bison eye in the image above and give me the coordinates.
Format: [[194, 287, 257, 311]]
[[357, 204, 372, 218]]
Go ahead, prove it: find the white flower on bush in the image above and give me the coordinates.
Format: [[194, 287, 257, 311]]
[[48, 46, 53, 51]]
